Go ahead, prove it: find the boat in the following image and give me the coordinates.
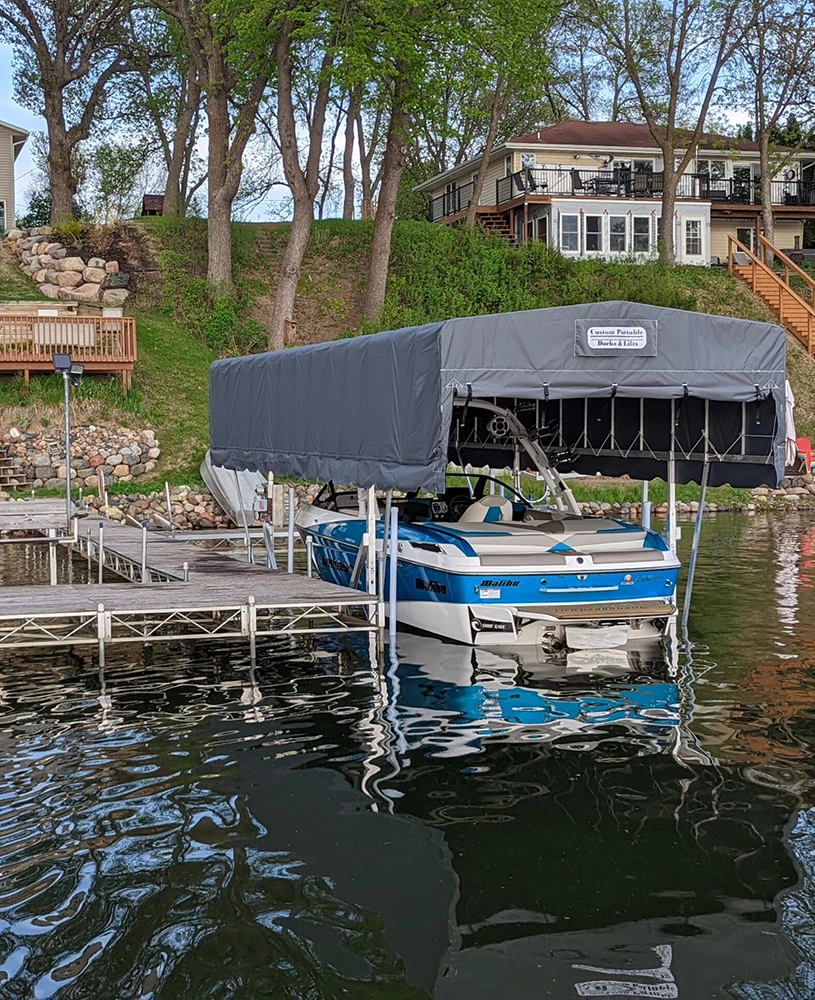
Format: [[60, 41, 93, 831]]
[[209, 300, 787, 652], [295, 398, 680, 647]]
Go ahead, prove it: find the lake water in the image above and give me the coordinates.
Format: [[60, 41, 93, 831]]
[[0, 512, 814, 998]]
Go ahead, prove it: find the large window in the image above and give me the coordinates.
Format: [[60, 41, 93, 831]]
[[0, 201, 5, 233], [685, 219, 702, 256], [536, 216, 548, 243], [697, 159, 726, 180], [585, 215, 602, 252], [633, 217, 651, 253], [561, 215, 579, 252], [610, 216, 627, 252]]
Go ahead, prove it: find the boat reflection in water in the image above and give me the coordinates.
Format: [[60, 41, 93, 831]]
[[387, 632, 681, 758]]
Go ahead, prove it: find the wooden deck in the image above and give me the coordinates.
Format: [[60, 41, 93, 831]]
[[0, 499, 66, 533], [0, 314, 136, 391], [0, 512, 377, 653]]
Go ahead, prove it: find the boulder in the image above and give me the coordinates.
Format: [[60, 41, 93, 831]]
[[107, 454, 123, 466], [72, 283, 102, 302], [113, 464, 129, 478], [50, 247, 67, 260], [130, 463, 145, 477], [82, 266, 106, 283], [84, 475, 99, 489], [60, 256, 86, 272], [31, 226, 53, 235], [104, 260, 119, 273], [89, 455, 105, 468], [39, 284, 61, 299], [35, 466, 53, 480], [6, 228, 24, 240], [101, 288, 129, 306], [57, 271, 83, 288], [45, 269, 62, 284], [87, 257, 106, 269], [101, 272, 129, 289], [33, 269, 48, 283], [45, 243, 62, 254]]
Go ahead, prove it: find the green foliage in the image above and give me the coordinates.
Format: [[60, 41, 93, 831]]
[[52, 219, 84, 244], [16, 189, 52, 229]]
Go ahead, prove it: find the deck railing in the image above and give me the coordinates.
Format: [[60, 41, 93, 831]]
[[0, 315, 137, 365], [428, 169, 815, 220]]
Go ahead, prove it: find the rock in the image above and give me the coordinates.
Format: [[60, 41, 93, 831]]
[[107, 506, 124, 520], [101, 288, 129, 306], [32, 226, 53, 235], [144, 460, 156, 473], [56, 271, 83, 288], [8, 428, 20, 440], [39, 284, 60, 299], [130, 463, 145, 477], [89, 455, 105, 468], [104, 260, 119, 273], [59, 256, 86, 272], [82, 266, 106, 284], [147, 447, 160, 460], [45, 243, 62, 254], [113, 464, 129, 478], [87, 257, 106, 269], [71, 283, 101, 302], [6, 228, 24, 240], [108, 454, 122, 466], [44, 269, 61, 283], [101, 272, 129, 289], [84, 475, 99, 488], [33, 269, 49, 283], [50, 247, 67, 260], [35, 466, 53, 480]]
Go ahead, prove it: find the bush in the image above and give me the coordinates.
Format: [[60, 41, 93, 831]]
[[52, 219, 84, 244]]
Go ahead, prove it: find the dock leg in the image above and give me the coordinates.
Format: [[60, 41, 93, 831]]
[[641, 480, 651, 530], [388, 506, 399, 638], [366, 486, 377, 622], [98, 522, 104, 584], [287, 487, 295, 574], [86, 528, 92, 582], [96, 603, 109, 666], [48, 528, 57, 586], [141, 522, 148, 583]]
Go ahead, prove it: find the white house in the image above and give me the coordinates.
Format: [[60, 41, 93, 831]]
[[0, 119, 30, 233]]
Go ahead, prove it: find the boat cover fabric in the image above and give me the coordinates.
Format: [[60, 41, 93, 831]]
[[209, 301, 786, 491]]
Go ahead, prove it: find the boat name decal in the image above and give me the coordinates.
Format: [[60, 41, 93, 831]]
[[480, 579, 519, 587], [415, 578, 447, 595], [320, 553, 352, 574]]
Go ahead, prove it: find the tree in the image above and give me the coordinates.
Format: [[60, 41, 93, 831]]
[[729, 0, 815, 247], [0, 0, 133, 223], [586, 0, 752, 264], [16, 188, 51, 228], [85, 140, 153, 222], [156, 0, 272, 290]]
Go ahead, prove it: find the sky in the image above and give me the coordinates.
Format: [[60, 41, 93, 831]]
[[1, 43, 43, 203]]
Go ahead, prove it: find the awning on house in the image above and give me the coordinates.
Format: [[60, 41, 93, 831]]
[[209, 301, 787, 491]]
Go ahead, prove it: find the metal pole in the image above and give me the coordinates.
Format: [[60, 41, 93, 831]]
[[234, 468, 253, 564], [48, 527, 57, 586], [97, 522, 104, 584], [287, 486, 295, 574], [63, 371, 72, 533], [86, 527, 91, 581], [366, 486, 377, 602], [378, 489, 392, 626], [388, 505, 399, 637], [641, 480, 651, 530], [681, 462, 709, 630], [263, 521, 278, 570], [164, 481, 174, 535], [306, 535, 314, 577], [141, 521, 148, 583], [183, 561, 189, 582], [666, 458, 677, 554]]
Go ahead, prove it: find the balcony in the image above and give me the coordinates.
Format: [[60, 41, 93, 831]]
[[428, 168, 815, 221], [0, 313, 137, 391]]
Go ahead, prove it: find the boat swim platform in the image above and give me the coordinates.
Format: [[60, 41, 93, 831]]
[[0, 514, 377, 652]]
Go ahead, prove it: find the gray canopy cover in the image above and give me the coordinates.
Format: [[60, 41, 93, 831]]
[[209, 301, 786, 491]]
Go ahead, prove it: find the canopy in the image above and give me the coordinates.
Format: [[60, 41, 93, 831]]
[[209, 301, 787, 491]]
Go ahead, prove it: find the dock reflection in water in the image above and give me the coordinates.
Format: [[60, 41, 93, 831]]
[[0, 514, 814, 996]]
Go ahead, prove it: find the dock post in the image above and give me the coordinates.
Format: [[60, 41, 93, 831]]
[[248, 595, 257, 663], [378, 489, 392, 628], [96, 603, 108, 666], [366, 486, 378, 622], [98, 522, 104, 584], [86, 527, 92, 581], [287, 487, 295, 574], [141, 522, 148, 583], [48, 528, 57, 586], [388, 506, 399, 638], [682, 461, 710, 631], [263, 521, 278, 570], [641, 481, 651, 530], [165, 482, 175, 537], [306, 535, 313, 577], [183, 561, 189, 582]]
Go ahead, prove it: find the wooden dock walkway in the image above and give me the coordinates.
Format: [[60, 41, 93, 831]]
[[0, 511, 377, 654]]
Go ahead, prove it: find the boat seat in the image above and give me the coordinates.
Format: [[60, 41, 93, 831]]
[[459, 496, 514, 523]]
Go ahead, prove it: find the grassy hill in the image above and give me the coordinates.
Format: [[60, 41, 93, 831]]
[[1, 219, 813, 495]]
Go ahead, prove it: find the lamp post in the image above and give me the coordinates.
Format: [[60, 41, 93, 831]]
[[52, 353, 84, 533]]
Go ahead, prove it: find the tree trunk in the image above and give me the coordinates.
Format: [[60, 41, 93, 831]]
[[342, 93, 359, 219], [164, 69, 200, 217], [268, 203, 312, 349], [658, 161, 678, 265], [465, 80, 504, 228], [45, 107, 76, 224], [759, 131, 774, 255], [206, 86, 233, 290], [363, 89, 410, 321]]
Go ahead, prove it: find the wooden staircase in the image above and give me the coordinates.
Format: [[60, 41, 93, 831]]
[[477, 211, 514, 240], [729, 233, 815, 351]]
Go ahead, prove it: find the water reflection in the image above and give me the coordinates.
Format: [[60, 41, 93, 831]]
[[0, 515, 813, 996]]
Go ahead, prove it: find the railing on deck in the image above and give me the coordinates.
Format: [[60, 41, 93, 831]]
[[428, 169, 815, 220], [0, 315, 137, 366], [755, 233, 815, 307]]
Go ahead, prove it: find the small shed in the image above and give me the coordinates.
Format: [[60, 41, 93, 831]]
[[140, 194, 165, 217]]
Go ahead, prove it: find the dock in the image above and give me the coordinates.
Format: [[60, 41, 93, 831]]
[[0, 512, 377, 654]]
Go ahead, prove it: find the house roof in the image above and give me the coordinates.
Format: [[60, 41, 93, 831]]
[[0, 118, 31, 161], [510, 121, 763, 152]]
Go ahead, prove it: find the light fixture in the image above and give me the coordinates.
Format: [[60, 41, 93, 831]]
[[52, 353, 71, 372]]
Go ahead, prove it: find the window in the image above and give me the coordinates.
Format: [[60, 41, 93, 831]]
[[536, 216, 549, 243], [0, 201, 5, 233], [561, 215, 579, 252], [610, 216, 627, 252], [697, 159, 726, 180], [736, 227, 755, 251], [633, 217, 651, 252], [505, 155, 513, 177], [585, 215, 602, 252], [685, 219, 702, 256], [444, 181, 458, 215], [633, 159, 654, 173]]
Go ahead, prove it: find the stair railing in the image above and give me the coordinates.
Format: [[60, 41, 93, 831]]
[[728, 234, 815, 349], [756, 233, 815, 307]]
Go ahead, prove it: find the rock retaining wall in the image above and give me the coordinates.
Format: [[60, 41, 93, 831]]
[[3, 227, 131, 305], [84, 487, 230, 530], [0, 425, 160, 489]]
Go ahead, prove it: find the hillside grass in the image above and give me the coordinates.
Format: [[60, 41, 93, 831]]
[[0, 217, 808, 491]]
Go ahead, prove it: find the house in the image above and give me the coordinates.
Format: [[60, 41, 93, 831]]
[[0, 119, 29, 233], [414, 121, 815, 264]]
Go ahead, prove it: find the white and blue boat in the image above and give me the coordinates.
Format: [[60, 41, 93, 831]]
[[209, 301, 786, 652]]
